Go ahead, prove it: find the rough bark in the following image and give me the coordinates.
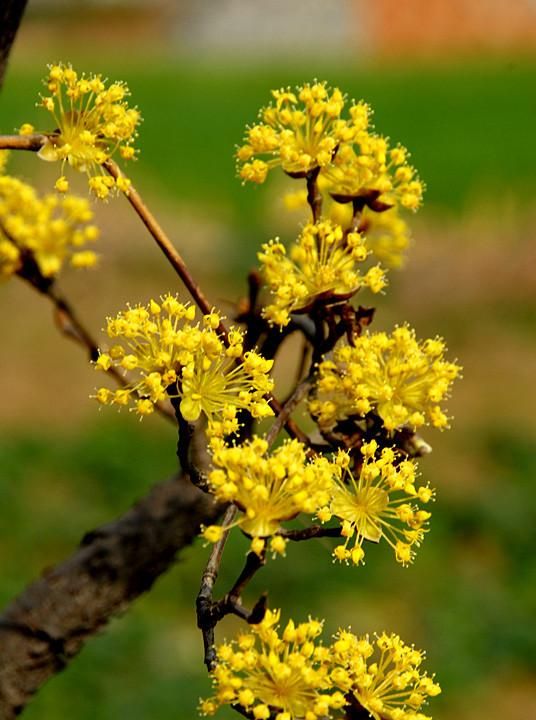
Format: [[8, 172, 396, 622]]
[[0, 0, 28, 88], [0, 474, 219, 719]]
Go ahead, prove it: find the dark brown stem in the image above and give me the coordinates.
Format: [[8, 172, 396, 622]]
[[279, 525, 342, 541], [266, 376, 312, 446], [351, 197, 363, 233], [196, 505, 237, 670], [227, 551, 265, 600], [306, 167, 322, 222], [167, 393, 208, 490]]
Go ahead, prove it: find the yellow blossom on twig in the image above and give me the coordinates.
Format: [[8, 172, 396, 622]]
[[258, 219, 386, 327], [322, 140, 424, 212], [237, 81, 424, 214], [200, 608, 346, 720], [283, 188, 412, 270], [310, 326, 461, 432], [0, 156, 99, 279], [94, 295, 274, 424], [237, 81, 365, 182], [323, 441, 433, 567], [202, 436, 338, 554], [331, 630, 441, 720], [33, 63, 140, 199]]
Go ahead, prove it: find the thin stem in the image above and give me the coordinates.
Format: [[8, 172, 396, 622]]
[[103, 159, 229, 343], [279, 525, 342, 541], [167, 393, 208, 488], [265, 376, 312, 446], [196, 505, 237, 670], [227, 551, 265, 601]]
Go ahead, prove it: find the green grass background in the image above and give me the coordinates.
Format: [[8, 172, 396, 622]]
[[1, 52, 535, 719]]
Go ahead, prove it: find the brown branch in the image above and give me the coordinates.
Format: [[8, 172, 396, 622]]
[[0, 473, 220, 719], [266, 376, 312, 446], [0, 134, 46, 151], [196, 505, 237, 669], [0, 0, 28, 88], [103, 159, 230, 341]]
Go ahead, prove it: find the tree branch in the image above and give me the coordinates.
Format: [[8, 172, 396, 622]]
[[0, 473, 220, 719], [0, 0, 28, 88]]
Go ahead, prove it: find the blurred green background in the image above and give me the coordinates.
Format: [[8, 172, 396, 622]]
[[1, 2, 535, 719]]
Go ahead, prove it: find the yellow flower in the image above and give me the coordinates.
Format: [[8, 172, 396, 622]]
[[237, 81, 370, 182], [258, 219, 386, 327], [283, 189, 411, 271], [201, 609, 346, 720], [203, 437, 337, 549], [34, 63, 140, 199], [326, 442, 433, 567], [310, 326, 461, 433], [322, 139, 425, 213], [0, 160, 99, 280], [94, 295, 274, 424], [331, 631, 441, 720], [236, 81, 423, 214]]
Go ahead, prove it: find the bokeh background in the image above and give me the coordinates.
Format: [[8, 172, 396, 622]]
[[1, 1, 535, 718]]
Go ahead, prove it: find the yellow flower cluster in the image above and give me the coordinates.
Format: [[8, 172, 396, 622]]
[[237, 82, 352, 182], [237, 81, 423, 213], [94, 295, 274, 424], [323, 141, 423, 212], [0, 158, 99, 279], [320, 441, 433, 567], [331, 631, 441, 720], [284, 191, 411, 271], [201, 610, 441, 720], [200, 609, 346, 720], [310, 326, 461, 433], [258, 219, 386, 326], [203, 437, 337, 556], [33, 63, 140, 199]]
